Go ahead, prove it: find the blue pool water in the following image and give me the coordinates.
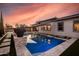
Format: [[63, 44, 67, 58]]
[[26, 35, 64, 55]]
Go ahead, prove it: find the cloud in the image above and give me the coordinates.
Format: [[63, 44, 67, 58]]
[[1, 3, 79, 26]]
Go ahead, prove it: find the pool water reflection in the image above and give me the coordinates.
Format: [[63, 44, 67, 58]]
[[26, 34, 64, 55]]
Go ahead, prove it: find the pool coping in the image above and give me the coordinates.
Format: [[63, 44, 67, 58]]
[[14, 35, 78, 56], [39, 38, 78, 56], [14, 37, 31, 56]]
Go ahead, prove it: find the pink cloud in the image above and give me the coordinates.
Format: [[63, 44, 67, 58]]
[[3, 3, 79, 26]]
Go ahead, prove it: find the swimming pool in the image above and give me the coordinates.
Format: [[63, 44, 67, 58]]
[[26, 34, 64, 55]]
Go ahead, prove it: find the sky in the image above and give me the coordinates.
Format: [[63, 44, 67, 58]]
[[0, 3, 79, 26]]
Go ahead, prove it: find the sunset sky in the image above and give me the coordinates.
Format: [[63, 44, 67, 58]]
[[0, 3, 79, 26]]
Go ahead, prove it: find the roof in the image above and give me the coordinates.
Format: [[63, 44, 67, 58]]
[[57, 13, 79, 21], [36, 17, 57, 24], [32, 13, 79, 26]]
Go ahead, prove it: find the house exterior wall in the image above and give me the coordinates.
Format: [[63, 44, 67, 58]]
[[51, 18, 79, 38], [33, 17, 79, 39]]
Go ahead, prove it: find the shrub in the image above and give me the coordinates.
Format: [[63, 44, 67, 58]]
[[14, 27, 26, 37]]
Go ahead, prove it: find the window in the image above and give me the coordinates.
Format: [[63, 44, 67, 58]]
[[32, 27, 38, 31], [41, 24, 51, 31], [47, 25, 51, 31], [41, 26, 45, 31], [73, 20, 79, 32], [58, 22, 64, 31], [36, 27, 39, 31]]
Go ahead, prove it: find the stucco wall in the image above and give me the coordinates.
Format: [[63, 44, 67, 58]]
[[51, 19, 79, 38]]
